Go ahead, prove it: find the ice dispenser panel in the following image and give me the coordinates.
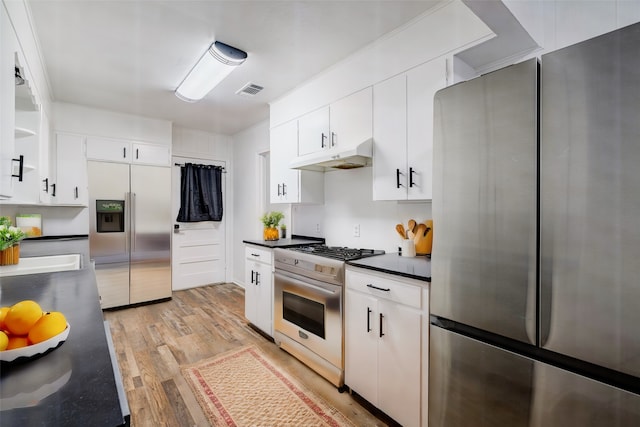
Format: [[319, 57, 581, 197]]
[[96, 200, 125, 233]]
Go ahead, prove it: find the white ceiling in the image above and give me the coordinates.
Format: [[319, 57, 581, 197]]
[[26, 0, 443, 136]]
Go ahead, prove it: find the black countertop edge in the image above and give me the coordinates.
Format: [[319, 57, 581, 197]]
[[290, 235, 324, 242], [0, 268, 126, 426], [243, 236, 325, 249], [22, 235, 88, 241], [347, 253, 431, 283]]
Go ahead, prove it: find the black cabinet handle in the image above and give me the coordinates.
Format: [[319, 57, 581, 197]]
[[367, 307, 372, 332], [255, 271, 260, 285], [331, 132, 336, 146], [379, 313, 385, 337], [251, 253, 260, 258], [277, 184, 281, 196], [74, 186, 79, 199], [321, 132, 327, 148], [51, 183, 56, 197], [396, 168, 402, 188], [409, 167, 415, 187], [136, 148, 139, 159], [43, 177, 49, 193], [366, 283, 390, 292], [251, 270, 255, 284], [123, 147, 127, 158], [12, 155, 24, 181], [282, 183, 286, 196]]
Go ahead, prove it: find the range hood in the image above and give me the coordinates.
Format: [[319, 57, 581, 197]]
[[289, 139, 373, 171]]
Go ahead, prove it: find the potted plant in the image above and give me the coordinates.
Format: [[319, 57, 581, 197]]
[[261, 211, 284, 241], [280, 224, 287, 239], [0, 216, 27, 265]]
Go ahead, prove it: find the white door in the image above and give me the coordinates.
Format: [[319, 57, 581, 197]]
[[171, 156, 226, 290]]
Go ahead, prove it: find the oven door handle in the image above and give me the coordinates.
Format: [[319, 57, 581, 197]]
[[297, 281, 337, 295]]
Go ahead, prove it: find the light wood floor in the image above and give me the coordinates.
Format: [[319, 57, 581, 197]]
[[104, 283, 388, 427]]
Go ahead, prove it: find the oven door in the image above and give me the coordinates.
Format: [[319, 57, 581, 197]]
[[274, 269, 343, 369]]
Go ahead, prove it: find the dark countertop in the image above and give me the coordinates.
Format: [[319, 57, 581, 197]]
[[243, 235, 325, 249], [0, 268, 126, 426], [347, 253, 431, 282]]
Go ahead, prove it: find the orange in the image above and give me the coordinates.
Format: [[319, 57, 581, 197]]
[[0, 330, 8, 351], [4, 300, 43, 336], [28, 311, 67, 344], [6, 335, 29, 350], [0, 306, 9, 331]]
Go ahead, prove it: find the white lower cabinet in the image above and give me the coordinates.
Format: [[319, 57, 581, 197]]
[[244, 245, 273, 336], [345, 267, 428, 427]]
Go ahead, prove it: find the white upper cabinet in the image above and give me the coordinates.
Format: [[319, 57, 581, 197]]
[[328, 87, 373, 152], [86, 136, 170, 166], [53, 133, 88, 206], [0, 6, 17, 199], [296, 87, 373, 161], [373, 58, 446, 201], [298, 106, 330, 157], [86, 136, 130, 163], [130, 142, 170, 166], [270, 120, 324, 204]]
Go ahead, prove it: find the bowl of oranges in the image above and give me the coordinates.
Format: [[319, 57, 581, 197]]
[[0, 300, 69, 363]]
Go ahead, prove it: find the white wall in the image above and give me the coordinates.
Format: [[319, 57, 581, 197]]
[[504, 0, 640, 57], [293, 168, 431, 254], [269, 0, 493, 127], [231, 119, 270, 285], [54, 102, 172, 145]]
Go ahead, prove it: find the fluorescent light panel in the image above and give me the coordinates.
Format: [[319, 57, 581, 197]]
[[175, 41, 247, 102]]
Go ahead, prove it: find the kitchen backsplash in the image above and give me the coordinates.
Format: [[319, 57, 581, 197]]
[[292, 167, 431, 253]]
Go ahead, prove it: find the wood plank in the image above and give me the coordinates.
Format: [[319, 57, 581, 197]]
[[104, 283, 388, 427]]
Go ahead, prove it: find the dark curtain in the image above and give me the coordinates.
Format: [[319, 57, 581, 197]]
[[176, 163, 223, 222]]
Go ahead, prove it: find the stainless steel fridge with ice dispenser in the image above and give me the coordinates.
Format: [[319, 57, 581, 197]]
[[88, 161, 172, 309], [430, 23, 640, 426]]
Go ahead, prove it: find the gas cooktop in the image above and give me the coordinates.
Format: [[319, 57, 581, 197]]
[[287, 244, 385, 261]]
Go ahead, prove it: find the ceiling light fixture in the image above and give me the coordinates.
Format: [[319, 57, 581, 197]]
[[175, 41, 247, 102]]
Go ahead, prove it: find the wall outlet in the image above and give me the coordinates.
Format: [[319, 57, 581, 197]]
[[353, 224, 360, 237], [316, 223, 321, 233]]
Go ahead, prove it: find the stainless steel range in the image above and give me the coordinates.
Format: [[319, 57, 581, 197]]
[[273, 245, 384, 389]]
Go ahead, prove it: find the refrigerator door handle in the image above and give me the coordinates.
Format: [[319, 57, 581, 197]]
[[131, 192, 136, 252]]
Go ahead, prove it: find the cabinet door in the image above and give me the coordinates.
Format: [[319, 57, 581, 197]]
[[406, 58, 446, 200], [55, 133, 88, 205], [298, 106, 330, 156], [131, 142, 170, 166], [0, 7, 17, 198], [345, 288, 379, 405], [373, 74, 408, 201], [38, 109, 51, 204], [329, 87, 372, 150], [270, 120, 299, 203], [378, 299, 422, 427], [245, 260, 273, 336], [86, 137, 130, 163]]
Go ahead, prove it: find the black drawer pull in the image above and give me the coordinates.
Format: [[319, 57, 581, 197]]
[[367, 307, 372, 332], [366, 284, 390, 292]]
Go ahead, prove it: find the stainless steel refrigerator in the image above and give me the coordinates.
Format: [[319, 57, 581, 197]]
[[430, 23, 640, 426], [88, 161, 172, 309]]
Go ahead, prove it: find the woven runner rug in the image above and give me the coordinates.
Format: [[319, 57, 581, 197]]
[[182, 345, 355, 427]]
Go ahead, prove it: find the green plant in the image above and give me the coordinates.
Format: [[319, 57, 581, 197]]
[[280, 224, 287, 230], [260, 211, 284, 228], [0, 217, 26, 251]]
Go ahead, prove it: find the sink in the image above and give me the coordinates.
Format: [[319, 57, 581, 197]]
[[0, 254, 81, 277]]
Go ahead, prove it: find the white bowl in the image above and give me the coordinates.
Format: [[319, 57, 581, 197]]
[[1, 323, 70, 363]]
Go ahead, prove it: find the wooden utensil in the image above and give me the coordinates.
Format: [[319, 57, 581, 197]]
[[414, 221, 433, 255], [395, 224, 407, 239], [407, 219, 417, 239]]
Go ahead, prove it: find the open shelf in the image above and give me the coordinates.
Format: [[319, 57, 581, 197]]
[[15, 126, 37, 139]]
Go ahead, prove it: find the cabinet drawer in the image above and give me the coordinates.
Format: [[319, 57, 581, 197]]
[[346, 268, 422, 309], [245, 246, 272, 265]]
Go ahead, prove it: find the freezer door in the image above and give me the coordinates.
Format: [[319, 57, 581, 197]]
[[431, 59, 538, 344], [540, 23, 640, 377], [130, 165, 172, 304], [430, 325, 640, 427]]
